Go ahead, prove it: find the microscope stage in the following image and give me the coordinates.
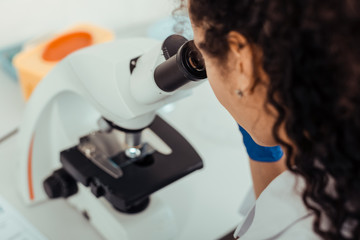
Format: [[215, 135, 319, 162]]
[[59, 116, 203, 213]]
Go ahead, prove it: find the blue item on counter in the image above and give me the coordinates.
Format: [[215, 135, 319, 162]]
[[0, 43, 23, 80], [238, 125, 284, 162]]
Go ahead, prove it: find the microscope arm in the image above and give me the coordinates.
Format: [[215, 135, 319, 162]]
[[17, 60, 90, 204]]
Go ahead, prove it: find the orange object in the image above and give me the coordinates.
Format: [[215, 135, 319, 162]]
[[42, 32, 93, 61], [13, 24, 114, 100], [27, 134, 35, 201]]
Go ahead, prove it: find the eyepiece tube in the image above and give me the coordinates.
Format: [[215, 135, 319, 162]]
[[154, 40, 207, 92]]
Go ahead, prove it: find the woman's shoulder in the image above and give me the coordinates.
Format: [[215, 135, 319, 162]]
[[234, 170, 319, 239]]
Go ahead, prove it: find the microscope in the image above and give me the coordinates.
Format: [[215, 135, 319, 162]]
[[17, 34, 207, 239]]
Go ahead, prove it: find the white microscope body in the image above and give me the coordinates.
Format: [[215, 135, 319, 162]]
[[17, 35, 206, 239]]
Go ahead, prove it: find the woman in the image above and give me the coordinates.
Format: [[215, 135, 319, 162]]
[[180, 0, 360, 239]]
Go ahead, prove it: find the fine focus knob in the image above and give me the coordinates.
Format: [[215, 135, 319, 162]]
[[43, 168, 78, 199]]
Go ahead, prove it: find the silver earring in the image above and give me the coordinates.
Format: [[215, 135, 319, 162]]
[[235, 89, 244, 98]]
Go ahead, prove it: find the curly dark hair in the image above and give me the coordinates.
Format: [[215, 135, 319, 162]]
[[178, 0, 360, 239]]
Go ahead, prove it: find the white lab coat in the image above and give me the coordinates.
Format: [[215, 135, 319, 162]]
[[234, 171, 320, 239]]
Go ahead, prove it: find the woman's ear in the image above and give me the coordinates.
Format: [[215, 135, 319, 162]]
[[227, 31, 248, 57], [227, 31, 255, 93]]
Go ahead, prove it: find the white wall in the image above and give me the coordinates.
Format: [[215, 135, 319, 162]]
[[0, 0, 180, 48]]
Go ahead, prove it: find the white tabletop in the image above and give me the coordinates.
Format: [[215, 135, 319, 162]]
[[0, 33, 252, 240]]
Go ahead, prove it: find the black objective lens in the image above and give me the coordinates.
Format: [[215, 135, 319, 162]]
[[154, 35, 207, 92]]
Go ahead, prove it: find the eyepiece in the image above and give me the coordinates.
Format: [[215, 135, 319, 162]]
[[154, 35, 207, 92], [188, 49, 205, 72], [178, 41, 207, 80]]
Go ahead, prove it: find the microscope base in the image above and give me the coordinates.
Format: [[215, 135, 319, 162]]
[[68, 184, 177, 240]]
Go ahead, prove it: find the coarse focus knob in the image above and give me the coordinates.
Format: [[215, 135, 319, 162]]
[[43, 168, 78, 199]]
